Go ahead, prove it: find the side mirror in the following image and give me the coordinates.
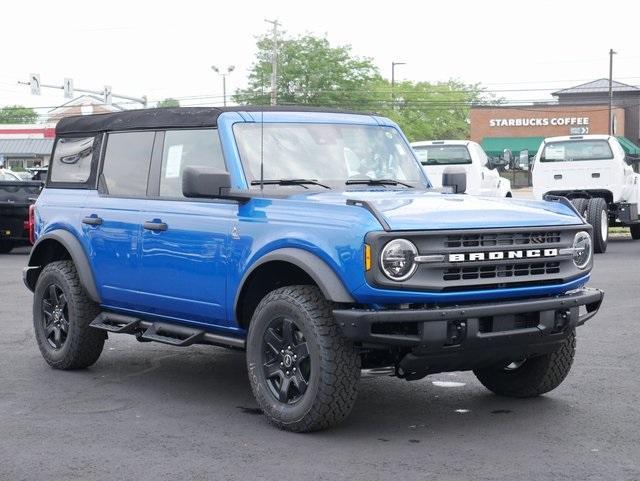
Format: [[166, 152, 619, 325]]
[[182, 166, 231, 198], [442, 166, 467, 194]]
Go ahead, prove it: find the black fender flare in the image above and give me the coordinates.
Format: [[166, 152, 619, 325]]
[[235, 247, 355, 313], [25, 229, 101, 303]]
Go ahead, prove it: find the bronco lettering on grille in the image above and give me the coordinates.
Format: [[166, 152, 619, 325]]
[[448, 249, 558, 263]]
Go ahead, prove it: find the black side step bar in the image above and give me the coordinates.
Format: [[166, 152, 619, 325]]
[[91, 312, 141, 333], [90, 312, 245, 350], [140, 322, 205, 347]]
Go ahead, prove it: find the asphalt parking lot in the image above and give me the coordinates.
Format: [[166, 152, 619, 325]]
[[1, 241, 639, 481]]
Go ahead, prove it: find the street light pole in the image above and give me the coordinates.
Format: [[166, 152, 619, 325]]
[[211, 65, 235, 107], [391, 61, 406, 103], [608, 48, 617, 135]]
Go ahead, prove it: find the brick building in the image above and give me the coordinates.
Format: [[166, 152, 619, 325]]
[[469, 79, 640, 160]]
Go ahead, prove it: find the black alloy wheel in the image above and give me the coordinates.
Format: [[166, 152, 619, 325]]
[[42, 283, 69, 350], [262, 316, 311, 404]]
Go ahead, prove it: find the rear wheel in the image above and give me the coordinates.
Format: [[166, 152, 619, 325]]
[[0, 240, 14, 254], [33, 261, 105, 370], [246, 285, 360, 432], [571, 198, 588, 218], [586, 198, 608, 253], [473, 331, 576, 397], [630, 224, 640, 240]]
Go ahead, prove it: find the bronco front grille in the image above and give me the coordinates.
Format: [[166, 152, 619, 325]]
[[445, 231, 561, 248], [443, 262, 561, 281], [365, 226, 584, 292]]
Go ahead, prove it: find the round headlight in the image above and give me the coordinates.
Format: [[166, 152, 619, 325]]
[[572, 231, 592, 269], [380, 239, 418, 281]]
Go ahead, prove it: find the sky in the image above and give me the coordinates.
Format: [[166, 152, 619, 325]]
[[2, 0, 639, 116]]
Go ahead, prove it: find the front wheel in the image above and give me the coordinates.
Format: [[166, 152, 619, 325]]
[[630, 224, 640, 240], [246, 285, 360, 432], [586, 198, 608, 253], [473, 331, 575, 398]]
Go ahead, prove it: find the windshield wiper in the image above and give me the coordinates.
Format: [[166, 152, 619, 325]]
[[250, 178, 331, 189], [345, 178, 414, 188]]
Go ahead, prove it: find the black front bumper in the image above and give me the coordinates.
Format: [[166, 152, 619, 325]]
[[334, 288, 603, 375]]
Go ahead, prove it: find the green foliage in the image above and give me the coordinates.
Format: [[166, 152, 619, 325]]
[[235, 32, 495, 140], [0, 105, 38, 124], [234, 33, 381, 107], [373, 79, 492, 141], [156, 98, 180, 108]]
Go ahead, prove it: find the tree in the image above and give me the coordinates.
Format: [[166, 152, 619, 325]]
[[235, 32, 495, 140], [156, 98, 180, 108], [0, 105, 38, 124], [234, 33, 381, 107], [373, 79, 493, 141]]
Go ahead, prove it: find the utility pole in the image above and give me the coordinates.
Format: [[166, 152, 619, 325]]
[[391, 61, 406, 105], [608, 48, 617, 135], [265, 19, 280, 106], [211, 65, 235, 107]]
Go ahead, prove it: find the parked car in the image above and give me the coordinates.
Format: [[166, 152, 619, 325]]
[[411, 140, 512, 197], [532, 134, 640, 253], [24, 107, 603, 431], [0, 170, 40, 253], [0, 168, 23, 182]]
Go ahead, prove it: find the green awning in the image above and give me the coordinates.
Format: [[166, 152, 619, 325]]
[[616, 137, 640, 156], [481, 137, 544, 157]]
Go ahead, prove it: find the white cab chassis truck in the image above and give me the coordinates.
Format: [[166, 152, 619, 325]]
[[411, 140, 512, 197], [532, 134, 640, 253]]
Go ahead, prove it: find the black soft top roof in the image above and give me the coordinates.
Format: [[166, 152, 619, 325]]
[[55, 106, 363, 135]]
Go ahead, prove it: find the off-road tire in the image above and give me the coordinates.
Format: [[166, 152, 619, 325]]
[[473, 331, 576, 398], [33, 260, 105, 369], [586, 197, 608, 253], [630, 224, 640, 240], [571, 198, 588, 218], [246, 285, 360, 432], [0, 240, 14, 254]]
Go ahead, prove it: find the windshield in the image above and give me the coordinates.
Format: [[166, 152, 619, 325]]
[[233, 123, 425, 188], [541, 140, 614, 162], [413, 145, 472, 166]]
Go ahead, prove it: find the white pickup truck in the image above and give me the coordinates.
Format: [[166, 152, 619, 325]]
[[532, 134, 640, 253], [411, 140, 512, 197]]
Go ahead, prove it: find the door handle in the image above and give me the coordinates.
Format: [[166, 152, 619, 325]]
[[143, 221, 168, 232], [554, 174, 563, 180], [592, 173, 600, 178], [82, 216, 103, 226]]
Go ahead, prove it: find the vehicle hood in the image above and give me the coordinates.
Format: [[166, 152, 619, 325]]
[[297, 190, 583, 230]]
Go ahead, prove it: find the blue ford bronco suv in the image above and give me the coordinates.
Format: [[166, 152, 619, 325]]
[[24, 107, 603, 432]]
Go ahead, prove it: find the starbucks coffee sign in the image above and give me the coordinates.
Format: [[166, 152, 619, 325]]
[[489, 117, 590, 127]]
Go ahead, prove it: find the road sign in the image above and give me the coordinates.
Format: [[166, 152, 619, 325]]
[[570, 126, 589, 135], [63, 78, 74, 98], [29, 74, 41, 95]]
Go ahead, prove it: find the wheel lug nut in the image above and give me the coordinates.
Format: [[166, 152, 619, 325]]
[[280, 350, 284, 354], [293, 367, 296, 372], [280, 362, 284, 366], [293, 355, 297, 360], [287, 345, 291, 349], [286, 371, 290, 376]]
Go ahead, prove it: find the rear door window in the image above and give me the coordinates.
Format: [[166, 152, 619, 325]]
[[541, 140, 614, 162], [414, 145, 472, 165], [49, 136, 95, 183], [159, 129, 225, 198], [101, 131, 155, 197]]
